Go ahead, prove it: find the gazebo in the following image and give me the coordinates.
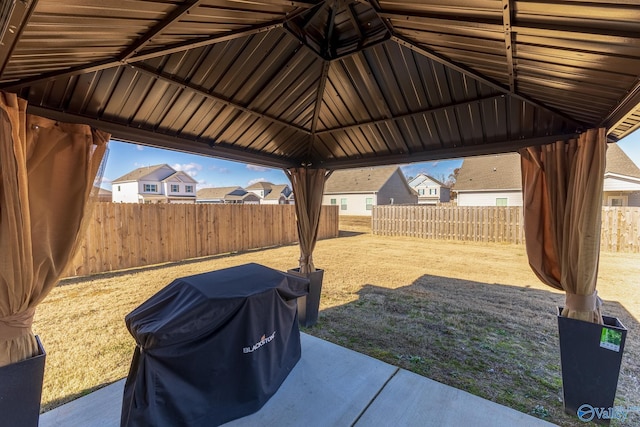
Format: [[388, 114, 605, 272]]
[[1, 0, 639, 422]]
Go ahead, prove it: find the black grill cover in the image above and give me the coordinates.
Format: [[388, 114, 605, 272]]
[[120, 263, 309, 427]]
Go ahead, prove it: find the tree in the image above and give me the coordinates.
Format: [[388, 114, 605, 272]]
[[445, 168, 459, 187]]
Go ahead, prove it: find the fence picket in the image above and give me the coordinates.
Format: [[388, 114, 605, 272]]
[[64, 204, 339, 277], [372, 205, 639, 252]]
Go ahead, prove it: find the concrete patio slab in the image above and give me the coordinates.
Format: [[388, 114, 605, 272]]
[[355, 369, 555, 427], [39, 333, 557, 427], [40, 379, 125, 427], [223, 333, 397, 427]]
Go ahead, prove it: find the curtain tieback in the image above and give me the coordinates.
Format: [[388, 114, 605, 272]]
[[565, 291, 601, 312], [0, 307, 36, 340]]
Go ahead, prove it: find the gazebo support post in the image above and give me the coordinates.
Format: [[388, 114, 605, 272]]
[[284, 167, 332, 327]]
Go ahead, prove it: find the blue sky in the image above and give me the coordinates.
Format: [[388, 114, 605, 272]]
[[100, 131, 640, 190]]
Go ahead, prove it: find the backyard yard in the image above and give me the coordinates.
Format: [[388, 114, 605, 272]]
[[34, 216, 640, 426]]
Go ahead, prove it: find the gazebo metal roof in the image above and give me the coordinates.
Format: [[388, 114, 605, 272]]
[[1, 0, 639, 169]]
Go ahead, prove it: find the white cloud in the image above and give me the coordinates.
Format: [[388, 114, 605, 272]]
[[246, 164, 270, 172], [208, 165, 230, 174], [136, 145, 145, 151], [172, 162, 203, 178], [196, 179, 210, 190], [96, 176, 112, 189], [247, 177, 266, 186]]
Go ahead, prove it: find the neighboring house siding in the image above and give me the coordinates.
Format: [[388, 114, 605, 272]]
[[139, 180, 162, 195], [378, 172, 418, 206], [112, 182, 140, 203], [322, 194, 377, 216], [603, 191, 640, 207], [457, 191, 523, 207], [248, 189, 265, 198], [603, 176, 640, 192], [112, 164, 197, 204], [163, 180, 196, 197], [410, 175, 450, 204], [440, 187, 451, 203], [262, 196, 286, 205]]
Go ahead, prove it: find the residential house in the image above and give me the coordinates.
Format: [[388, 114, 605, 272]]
[[246, 181, 292, 204], [453, 153, 523, 207], [246, 181, 273, 199], [94, 186, 112, 202], [111, 164, 197, 203], [407, 173, 451, 205], [603, 144, 640, 206], [453, 144, 640, 206], [196, 187, 261, 204], [262, 184, 292, 205], [322, 166, 417, 215]]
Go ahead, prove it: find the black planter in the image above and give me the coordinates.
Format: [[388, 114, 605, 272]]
[[0, 335, 46, 427], [287, 268, 324, 327], [557, 308, 627, 425]]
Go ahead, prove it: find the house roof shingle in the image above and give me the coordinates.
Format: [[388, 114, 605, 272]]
[[161, 171, 198, 184], [324, 166, 399, 194], [112, 164, 171, 183], [453, 144, 640, 192], [196, 186, 245, 199], [264, 184, 290, 200], [605, 144, 640, 179], [453, 153, 522, 192], [409, 173, 446, 188], [246, 181, 274, 191]]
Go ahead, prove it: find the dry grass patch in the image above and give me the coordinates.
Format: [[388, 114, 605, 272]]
[[34, 215, 640, 426]]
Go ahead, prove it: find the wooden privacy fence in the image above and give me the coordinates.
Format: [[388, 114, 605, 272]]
[[372, 205, 640, 253], [65, 204, 339, 277], [600, 206, 640, 253]]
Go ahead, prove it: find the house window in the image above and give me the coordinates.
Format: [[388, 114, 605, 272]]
[[610, 197, 624, 207], [430, 188, 437, 195], [330, 198, 337, 205], [144, 184, 157, 193], [170, 184, 179, 193], [496, 198, 507, 206], [340, 198, 347, 211], [418, 189, 425, 195], [366, 197, 373, 211], [185, 185, 194, 193], [117, 186, 121, 191]]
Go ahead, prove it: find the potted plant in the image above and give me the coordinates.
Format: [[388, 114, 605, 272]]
[[0, 336, 46, 427]]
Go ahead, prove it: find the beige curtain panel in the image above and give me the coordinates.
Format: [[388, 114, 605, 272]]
[[520, 128, 607, 324], [285, 167, 332, 274], [0, 92, 109, 367]]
